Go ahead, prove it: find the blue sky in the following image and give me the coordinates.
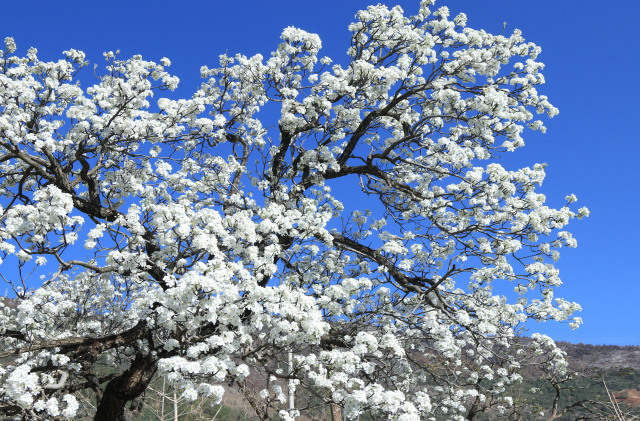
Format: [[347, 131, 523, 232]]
[[2, 1, 638, 345]]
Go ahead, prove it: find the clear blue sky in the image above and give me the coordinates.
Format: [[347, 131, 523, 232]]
[[2, 1, 638, 346]]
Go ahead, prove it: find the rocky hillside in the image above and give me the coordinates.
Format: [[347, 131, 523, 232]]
[[556, 341, 640, 371]]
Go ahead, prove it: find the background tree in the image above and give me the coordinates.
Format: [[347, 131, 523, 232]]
[[0, 1, 587, 419]]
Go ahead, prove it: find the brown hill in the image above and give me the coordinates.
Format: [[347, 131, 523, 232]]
[[555, 341, 640, 370]]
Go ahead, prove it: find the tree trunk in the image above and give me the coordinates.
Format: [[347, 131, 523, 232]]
[[466, 396, 481, 420], [173, 391, 179, 421], [94, 353, 157, 421], [330, 403, 342, 421]]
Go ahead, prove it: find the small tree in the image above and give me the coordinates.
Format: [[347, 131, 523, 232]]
[[143, 374, 229, 421], [0, 1, 587, 419]]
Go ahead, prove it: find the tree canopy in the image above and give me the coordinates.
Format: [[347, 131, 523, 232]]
[[0, 1, 587, 420]]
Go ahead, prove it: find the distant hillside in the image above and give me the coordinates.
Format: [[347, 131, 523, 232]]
[[556, 341, 640, 371]]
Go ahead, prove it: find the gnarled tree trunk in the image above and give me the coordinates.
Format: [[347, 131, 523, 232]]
[[330, 403, 343, 421], [94, 353, 157, 421]]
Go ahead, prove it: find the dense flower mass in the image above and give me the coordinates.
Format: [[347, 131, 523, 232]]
[[0, 1, 586, 420]]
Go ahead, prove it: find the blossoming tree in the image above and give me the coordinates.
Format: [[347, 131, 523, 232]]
[[0, 1, 588, 419]]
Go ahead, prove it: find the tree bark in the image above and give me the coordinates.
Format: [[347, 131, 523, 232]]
[[330, 403, 342, 421], [94, 353, 157, 421], [466, 396, 482, 420], [173, 391, 179, 421]]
